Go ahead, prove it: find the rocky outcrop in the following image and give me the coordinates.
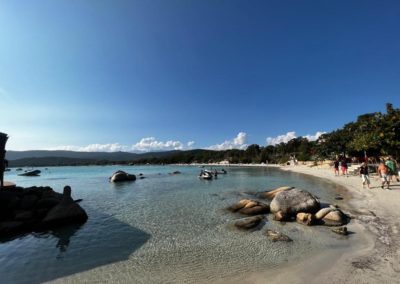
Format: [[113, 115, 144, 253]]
[[273, 211, 289, 222], [234, 215, 264, 230], [42, 186, 88, 227], [0, 185, 87, 237], [270, 188, 320, 215], [257, 186, 294, 200], [296, 212, 316, 226], [322, 209, 348, 226], [228, 199, 270, 215], [315, 207, 333, 220], [265, 229, 292, 242], [109, 171, 136, 182]]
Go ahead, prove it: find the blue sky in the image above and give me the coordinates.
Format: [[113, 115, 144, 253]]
[[1, 0, 399, 151]]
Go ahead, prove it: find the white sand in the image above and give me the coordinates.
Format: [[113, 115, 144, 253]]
[[237, 164, 400, 284]]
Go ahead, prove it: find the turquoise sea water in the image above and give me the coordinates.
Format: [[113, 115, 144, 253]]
[[1, 166, 349, 283]]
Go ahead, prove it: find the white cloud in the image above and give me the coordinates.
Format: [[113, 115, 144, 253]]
[[208, 132, 248, 150], [49, 143, 128, 152], [266, 131, 297, 145], [304, 131, 326, 141], [131, 137, 184, 152], [266, 131, 326, 145], [47, 137, 195, 152]]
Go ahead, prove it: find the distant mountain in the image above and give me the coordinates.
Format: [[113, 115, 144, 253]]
[[5, 150, 185, 166], [6, 150, 139, 161]]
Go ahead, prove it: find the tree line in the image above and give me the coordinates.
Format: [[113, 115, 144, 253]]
[[132, 103, 399, 165]]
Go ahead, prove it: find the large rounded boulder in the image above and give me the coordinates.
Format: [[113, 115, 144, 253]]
[[270, 188, 320, 215], [109, 171, 136, 182]]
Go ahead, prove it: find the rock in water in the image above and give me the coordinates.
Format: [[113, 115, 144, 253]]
[[42, 186, 88, 227], [322, 210, 348, 226], [315, 207, 333, 220], [273, 211, 289, 222], [296, 212, 316, 226], [270, 188, 320, 215], [110, 171, 136, 182], [265, 230, 292, 242], [234, 215, 263, 230], [257, 186, 294, 200], [228, 199, 270, 215], [332, 226, 348, 235]]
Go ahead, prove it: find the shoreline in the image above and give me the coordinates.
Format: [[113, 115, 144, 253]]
[[249, 164, 400, 283]]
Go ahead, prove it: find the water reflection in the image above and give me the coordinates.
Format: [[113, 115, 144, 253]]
[[0, 210, 151, 284]]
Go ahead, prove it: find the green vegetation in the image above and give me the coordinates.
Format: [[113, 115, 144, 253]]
[[7, 103, 399, 167]]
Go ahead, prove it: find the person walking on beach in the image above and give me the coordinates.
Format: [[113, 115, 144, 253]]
[[377, 160, 390, 189], [341, 158, 348, 177], [334, 159, 340, 176], [385, 157, 398, 182], [359, 162, 370, 189]]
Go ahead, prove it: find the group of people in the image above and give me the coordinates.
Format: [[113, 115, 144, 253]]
[[333, 157, 348, 177], [358, 157, 399, 190], [333, 156, 399, 190]]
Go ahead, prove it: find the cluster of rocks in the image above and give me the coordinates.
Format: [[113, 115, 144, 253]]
[[0, 186, 88, 237], [228, 186, 350, 240]]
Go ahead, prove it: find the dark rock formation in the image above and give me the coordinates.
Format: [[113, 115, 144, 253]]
[[0, 185, 87, 237], [42, 186, 88, 227], [109, 171, 136, 182]]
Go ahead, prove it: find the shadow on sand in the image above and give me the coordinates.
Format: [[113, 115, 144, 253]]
[[0, 209, 151, 284]]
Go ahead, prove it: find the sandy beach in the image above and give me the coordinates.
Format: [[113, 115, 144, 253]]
[[243, 164, 400, 284]]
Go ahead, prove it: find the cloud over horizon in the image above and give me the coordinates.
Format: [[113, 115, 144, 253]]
[[207, 132, 248, 150], [266, 131, 326, 146], [48, 137, 195, 152]]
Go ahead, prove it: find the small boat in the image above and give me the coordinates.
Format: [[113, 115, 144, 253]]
[[215, 169, 227, 175], [18, 170, 41, 176], [199, 170, 213, 180], [4, 168, 11, 172]]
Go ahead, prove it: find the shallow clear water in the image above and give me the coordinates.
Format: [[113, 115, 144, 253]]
[[2, 166, 349, 283]]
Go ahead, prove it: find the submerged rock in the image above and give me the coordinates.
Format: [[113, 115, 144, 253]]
[[332, 226, 348, 235], [234, 215, 264, 230], [265, 229, 292, 242], [270, 188, 320, 215], [109, 171, 136, 182]]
